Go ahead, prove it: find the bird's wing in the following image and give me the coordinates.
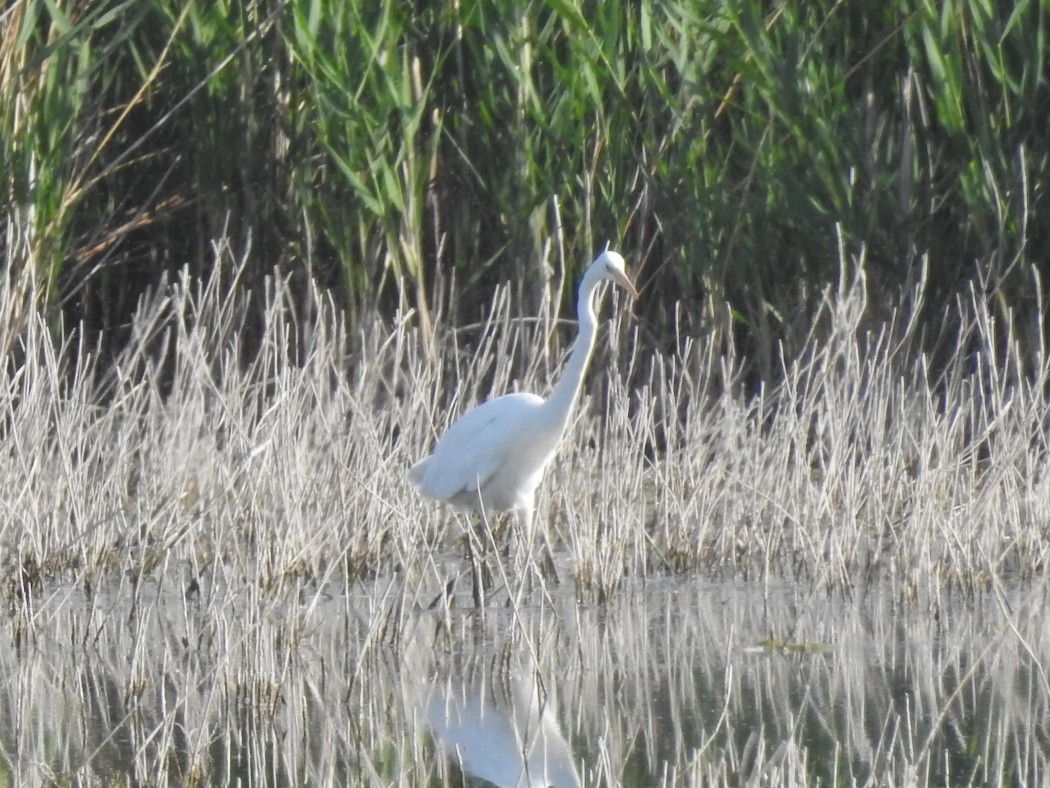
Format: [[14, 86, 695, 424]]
[[411, 392, 543, 500]]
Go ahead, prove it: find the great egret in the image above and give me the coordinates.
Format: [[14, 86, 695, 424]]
[[409, 250, 638, 538]]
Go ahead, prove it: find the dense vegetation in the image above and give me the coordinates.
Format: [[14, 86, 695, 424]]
[[0, 239, 1047, 785], [3, 0, 1047, 376], [3, 4, 1050, 782]]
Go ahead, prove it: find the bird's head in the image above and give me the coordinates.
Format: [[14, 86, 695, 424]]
[[593, 250, 639, 300]]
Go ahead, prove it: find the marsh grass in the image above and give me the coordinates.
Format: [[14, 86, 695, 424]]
[[0, 232, 1047, 782]]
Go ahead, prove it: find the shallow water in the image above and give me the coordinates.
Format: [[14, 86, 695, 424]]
[[1, 565, 1047, 785]]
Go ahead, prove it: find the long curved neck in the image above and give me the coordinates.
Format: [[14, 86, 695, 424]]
[[544, 273, 602, 428]]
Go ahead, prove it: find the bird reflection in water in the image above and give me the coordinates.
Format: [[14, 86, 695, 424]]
[[405, 611, 581, 788]]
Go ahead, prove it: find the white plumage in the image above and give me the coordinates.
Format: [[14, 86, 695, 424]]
[[409, 250, 638, 532]]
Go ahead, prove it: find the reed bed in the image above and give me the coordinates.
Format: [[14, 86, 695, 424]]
[[0, 235, 1047, 783], [7, 238, 1045, 607]]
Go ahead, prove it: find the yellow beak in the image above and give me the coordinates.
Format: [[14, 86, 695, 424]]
[[612, 269, 639, 300]]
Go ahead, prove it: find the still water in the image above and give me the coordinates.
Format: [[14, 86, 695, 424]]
[[1, 566, 1046, 785]]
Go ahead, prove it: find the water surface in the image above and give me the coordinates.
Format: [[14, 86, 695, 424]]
[[1, 567, 1046, 785]]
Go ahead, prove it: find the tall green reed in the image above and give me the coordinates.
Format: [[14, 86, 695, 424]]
[[2, 0, 1047, 382]]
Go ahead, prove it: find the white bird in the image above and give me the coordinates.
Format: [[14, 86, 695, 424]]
[[409, 249, 638, 536]]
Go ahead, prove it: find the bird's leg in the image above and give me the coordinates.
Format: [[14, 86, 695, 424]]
[[536, 534, 560, 586], [492, 513, 513, 557], [522, 506, 562, 588], [535, 510, 561, 586], [510, 507, 560, 609], [510, 508, 535, 605], [465, 511, 496, 607], [465, 532, 484, 609], [511, 506, 536, 576]]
